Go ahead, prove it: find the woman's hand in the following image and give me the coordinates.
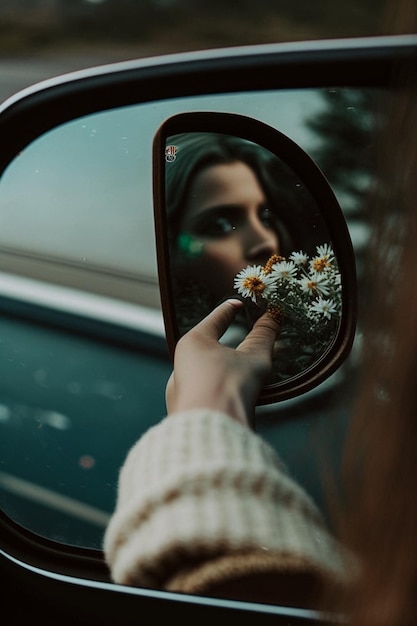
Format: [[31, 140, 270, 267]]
[[166, 299, 279, 427]]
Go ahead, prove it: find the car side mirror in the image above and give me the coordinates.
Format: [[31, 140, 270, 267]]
[[153, 112, 357, 404]]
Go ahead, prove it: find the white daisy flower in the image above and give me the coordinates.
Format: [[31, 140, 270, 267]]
[[299, 273, 330, 296], [310, 297, 337, 320], [316, 243, 335, 260], [270, 260, 297, 281], [234, 265, 275, 302], [289, 250, 308, 266], [310, 244, 335, 274], [310, 256, 331, 274]]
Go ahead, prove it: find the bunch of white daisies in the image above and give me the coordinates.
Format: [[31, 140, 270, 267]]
[[234, 244, 342, 349]]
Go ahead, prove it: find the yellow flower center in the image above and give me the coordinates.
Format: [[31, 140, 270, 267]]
[[263, 255, 284, 274], [312, 257, 329, 272], [267, 304, 283, 322], [307, 280, 317, 291], [243, 276, 265, 295]]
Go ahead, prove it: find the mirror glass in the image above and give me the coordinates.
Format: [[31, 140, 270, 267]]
[[161, 129, 343, 385], [0, 87, 381, 569]]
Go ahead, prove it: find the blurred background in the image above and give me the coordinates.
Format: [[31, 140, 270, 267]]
[[1, 0, 389, 103]]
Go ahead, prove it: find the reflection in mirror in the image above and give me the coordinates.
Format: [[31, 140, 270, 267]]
[[160, 127, 346, 389], [0, 87, 376, 558]]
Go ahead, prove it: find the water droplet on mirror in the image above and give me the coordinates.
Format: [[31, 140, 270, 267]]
[[38, 410, 71, 430], [79, 455, 95, 470], [0, 404, 11, 423]]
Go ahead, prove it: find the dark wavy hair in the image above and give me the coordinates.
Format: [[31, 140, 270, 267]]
[[335, 7, 417, 622]]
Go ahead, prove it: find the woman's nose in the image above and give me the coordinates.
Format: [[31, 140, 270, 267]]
[[245, 218, 279, 263]]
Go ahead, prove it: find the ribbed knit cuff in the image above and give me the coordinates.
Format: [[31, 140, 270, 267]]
[[104, 410, 346, 589]]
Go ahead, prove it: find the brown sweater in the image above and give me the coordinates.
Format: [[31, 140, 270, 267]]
[[104, 410, 350, 607]]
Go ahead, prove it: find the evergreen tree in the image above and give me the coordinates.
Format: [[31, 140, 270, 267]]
[[307, 88, 382, 218]]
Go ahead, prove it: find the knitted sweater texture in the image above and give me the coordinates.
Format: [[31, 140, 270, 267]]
[[104, 410, 348, 605]]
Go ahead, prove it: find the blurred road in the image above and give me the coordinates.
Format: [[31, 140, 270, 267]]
[[0, 51, 148, 104], [1, 59, 81, 104]]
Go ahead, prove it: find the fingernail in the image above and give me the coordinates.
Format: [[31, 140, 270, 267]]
[[225, 298, 244, 308]]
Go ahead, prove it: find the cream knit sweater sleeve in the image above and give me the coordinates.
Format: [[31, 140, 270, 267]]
[[104, 409, 348, 599]]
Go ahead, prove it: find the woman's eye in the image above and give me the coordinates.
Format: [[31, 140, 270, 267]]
[[259, 207, 275, 228], [196, 215, 237, 238], [212, 216, 236, 235]]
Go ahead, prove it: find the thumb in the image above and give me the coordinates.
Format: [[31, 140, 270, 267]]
[[238, 312, 280, 358], [193, 298, 244, 341]]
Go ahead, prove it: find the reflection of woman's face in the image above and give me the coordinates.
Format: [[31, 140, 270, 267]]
[[179, 161, 280, 303]]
